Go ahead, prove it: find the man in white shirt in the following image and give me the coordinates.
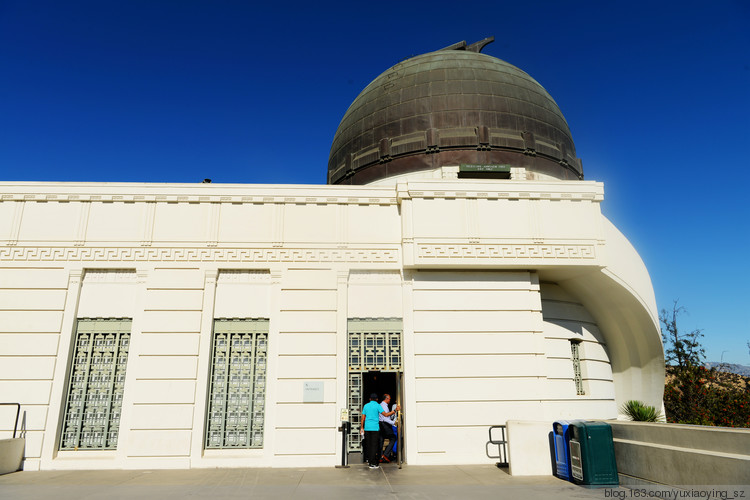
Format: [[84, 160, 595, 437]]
[[378, 393, 398, 461]]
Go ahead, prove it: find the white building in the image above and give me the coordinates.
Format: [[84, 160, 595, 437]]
[[0, 40, 663, 471]]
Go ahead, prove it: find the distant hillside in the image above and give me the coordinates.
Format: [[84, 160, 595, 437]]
[[706, 362, 750, 377]]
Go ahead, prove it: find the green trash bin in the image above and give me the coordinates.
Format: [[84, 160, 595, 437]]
[[568, 421, 618, 486]]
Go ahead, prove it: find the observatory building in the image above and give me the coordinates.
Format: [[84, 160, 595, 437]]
[[0, 39, 663, 471]]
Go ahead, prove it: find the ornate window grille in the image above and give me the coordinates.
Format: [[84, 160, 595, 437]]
[[348, 318, 402, 372], [205, 318, 268, 449], [570, 340, 585, 395], [347, 318, 402, 452], [60, 318, 131, 450]]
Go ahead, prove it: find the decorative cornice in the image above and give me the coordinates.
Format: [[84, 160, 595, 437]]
[[83, 269, 137, 282], [348, 270, 402, 283], [405, 190, 600, 201], [417, 243, 596, 259], [0, 193, 398, 205], [0, 246, 399, 263], [217, 269, 271, 283]]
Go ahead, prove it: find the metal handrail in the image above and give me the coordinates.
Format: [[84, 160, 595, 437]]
[[0, 403, 21, 439], [486, 424, 508, 467]]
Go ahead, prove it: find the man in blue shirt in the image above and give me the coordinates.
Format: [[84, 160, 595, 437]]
[[361, 393, 399, 468]]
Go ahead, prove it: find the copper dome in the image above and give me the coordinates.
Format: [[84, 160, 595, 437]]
[[327, 39, 582, 185]]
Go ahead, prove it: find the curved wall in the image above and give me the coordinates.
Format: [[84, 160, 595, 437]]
[[553, 217, 664, 412], [540, 283, 617, 419]]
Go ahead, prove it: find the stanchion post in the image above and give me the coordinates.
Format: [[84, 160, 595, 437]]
[[335, 421, 350, 468]]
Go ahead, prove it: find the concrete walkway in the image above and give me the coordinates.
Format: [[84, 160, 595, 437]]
[[0, 463, 624, 499]]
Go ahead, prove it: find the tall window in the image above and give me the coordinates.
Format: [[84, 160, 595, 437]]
[[570, 340, 585, 396], [205, 318, 268, 449], [60, 318, 131, 450]]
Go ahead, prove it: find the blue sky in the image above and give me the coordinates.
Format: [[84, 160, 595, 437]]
[[1, 1, 748, 364]]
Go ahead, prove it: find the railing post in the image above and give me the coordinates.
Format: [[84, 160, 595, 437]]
[[486, 424, 509, 468], [0, 403, 21, 439]]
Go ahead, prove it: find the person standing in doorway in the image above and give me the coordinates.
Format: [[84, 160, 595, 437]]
[[378, 393, 397, 462], [360, 393, 399, 469]]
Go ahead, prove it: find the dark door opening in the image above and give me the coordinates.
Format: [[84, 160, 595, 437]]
[[354, 371, 404, 466], [362, 371, 397, 403]]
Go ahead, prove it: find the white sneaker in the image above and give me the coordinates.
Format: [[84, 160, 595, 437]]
[[369, 464, 379, 469]]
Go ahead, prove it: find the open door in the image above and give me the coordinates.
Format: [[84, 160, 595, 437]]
[[396, 371, 404, 468]]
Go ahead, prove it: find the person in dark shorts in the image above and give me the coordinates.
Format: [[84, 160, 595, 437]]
[[361, 393, 399, 468]]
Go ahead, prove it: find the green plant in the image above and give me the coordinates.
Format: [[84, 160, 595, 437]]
[[621, 400, 662, 422], [658, 301, 750, 427]]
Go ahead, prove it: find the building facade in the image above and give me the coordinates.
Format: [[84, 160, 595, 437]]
[[0, 40, 663, 471]]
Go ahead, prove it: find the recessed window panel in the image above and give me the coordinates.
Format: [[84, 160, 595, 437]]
[[60, 318, 131, 450], [205, 318, 268, 449]]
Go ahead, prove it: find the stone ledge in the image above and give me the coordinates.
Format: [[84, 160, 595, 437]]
[[610, 422, 750, 486]]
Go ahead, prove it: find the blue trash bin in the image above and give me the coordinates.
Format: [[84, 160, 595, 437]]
[[552, 420, 574, 481]]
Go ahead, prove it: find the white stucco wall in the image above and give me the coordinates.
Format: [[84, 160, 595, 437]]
[[0, 178, 662, 470]]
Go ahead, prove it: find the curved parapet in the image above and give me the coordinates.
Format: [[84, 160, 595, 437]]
[[555, 216, 664, 412]]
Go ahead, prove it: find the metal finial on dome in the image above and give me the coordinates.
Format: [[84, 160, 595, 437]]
[[438, 37, 495, 53], [467, 36, 494, 53], [438, 40, 467, 51]]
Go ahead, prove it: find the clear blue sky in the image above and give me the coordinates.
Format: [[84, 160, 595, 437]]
[[1, 1, 748, 364]]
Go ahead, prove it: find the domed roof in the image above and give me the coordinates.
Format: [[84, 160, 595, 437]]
[[327, 38, 582, 185]]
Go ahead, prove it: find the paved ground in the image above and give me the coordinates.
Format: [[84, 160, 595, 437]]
[[0, 463, 626, 499]]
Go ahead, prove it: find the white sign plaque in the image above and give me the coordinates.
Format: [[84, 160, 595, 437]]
[[303, 381, 324, 403]]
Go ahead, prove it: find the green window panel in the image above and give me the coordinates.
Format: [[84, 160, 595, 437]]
[[347, 372, 363, 452], [570, 340, 585, 396], [347, 318, 402, 372], [347, 318, 402, 452], [205, 318, 268, 449], [60, 318, 132, 450]]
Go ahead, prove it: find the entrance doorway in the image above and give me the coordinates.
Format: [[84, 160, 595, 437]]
[[348, 370, 404, 465], [347, 371, 402, 453], [347, 318, 404, 462]]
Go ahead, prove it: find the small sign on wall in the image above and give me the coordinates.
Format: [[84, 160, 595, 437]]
[[303, 381, 324, 403]]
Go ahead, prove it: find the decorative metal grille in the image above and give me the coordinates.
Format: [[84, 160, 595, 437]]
[[60, 318, 131, 450], [348, 372, 362, 452], [347, 318, 402, 452], [348, 318, 402, 372], [205, 318, 268, 449], [570, 340, 585, 395]]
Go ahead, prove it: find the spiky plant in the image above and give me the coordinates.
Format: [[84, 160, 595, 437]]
[[621, 400, 663, 422]]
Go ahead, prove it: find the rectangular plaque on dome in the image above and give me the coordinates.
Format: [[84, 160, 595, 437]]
[[460, 163, 511, 173]]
